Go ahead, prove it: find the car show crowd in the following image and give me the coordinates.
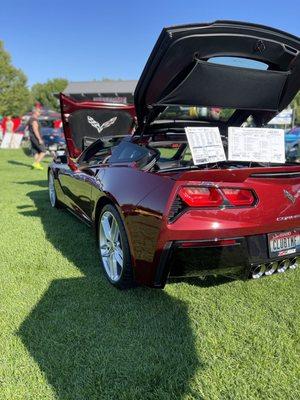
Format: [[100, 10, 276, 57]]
[[0, 104, 299, 164], [0, 105, 65, 156]]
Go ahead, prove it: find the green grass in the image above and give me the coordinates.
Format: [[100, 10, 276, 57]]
[[0, 149, 299, 400]]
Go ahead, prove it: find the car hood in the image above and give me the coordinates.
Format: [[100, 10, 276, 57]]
[[60, 94, 136, 158], [134, 20, 300, 129]]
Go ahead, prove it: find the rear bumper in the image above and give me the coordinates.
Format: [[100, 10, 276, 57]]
[[154, 234, 299, 287]]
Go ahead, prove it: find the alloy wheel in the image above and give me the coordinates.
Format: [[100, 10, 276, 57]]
[[99, 211, 124, 282], [48, 172, 56, 207]]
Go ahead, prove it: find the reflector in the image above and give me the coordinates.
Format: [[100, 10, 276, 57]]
[[180, 239, 237, 248]]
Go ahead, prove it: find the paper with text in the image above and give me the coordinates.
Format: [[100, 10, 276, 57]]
[[228, 127, 285, 163], [185, 127, 226, 165]]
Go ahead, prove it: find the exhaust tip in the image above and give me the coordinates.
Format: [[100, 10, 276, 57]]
[[251, 264, 266, 279], [251, 257, 298, 279], [289, 257, 299, 270], [265, 261, 278, 276], [277, 259, 290, 273]]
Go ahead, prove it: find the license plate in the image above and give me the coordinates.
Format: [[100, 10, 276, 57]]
[[268, 230, 300, 258]]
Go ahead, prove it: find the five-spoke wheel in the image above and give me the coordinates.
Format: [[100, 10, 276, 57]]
[[48, 170, 59, 208], [98, 204, 135, 289]]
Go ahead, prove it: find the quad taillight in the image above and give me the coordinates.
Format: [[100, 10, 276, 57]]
[[178, 187, 223, 207], [221, 188, 256, 206], [178, 186, 256, 208]]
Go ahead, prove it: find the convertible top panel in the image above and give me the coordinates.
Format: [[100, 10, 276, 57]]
[[158, 61, 290, 111], [135, 20, 300, 127]]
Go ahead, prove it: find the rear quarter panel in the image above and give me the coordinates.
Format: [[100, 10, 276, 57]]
[[91, 166, 175, 284]]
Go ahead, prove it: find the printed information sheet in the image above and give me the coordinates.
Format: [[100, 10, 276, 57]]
[[185, 127, 226, 165], [228, 127, 285, 163]]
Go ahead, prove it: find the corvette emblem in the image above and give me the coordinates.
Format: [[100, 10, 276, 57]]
[[284, 190, 296, 204], [87, 115, 117, 134]]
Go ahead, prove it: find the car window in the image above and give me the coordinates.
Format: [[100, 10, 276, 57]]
[[40, 119, 55, 128], [80, 138, 122, 165], [209, 57, 269, 70], [109, 142, 152, 163], [157, 106, 235, 122], [156, 145, 181, 159]]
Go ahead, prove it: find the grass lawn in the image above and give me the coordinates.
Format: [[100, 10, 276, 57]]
[[0, 148, 299, 400]]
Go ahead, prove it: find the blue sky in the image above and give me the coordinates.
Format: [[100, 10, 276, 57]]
[[1, 0, 299, 86]]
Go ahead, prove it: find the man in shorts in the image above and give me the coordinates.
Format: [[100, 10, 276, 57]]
[[27, 109, 46, 170]]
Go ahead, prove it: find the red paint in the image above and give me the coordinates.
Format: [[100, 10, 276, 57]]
[[52, 96, 300, 287]]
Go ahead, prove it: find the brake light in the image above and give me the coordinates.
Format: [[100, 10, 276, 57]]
[[177, 186, 256, 208], [178, 187, 223, 207], [221, 188, 255, 206]]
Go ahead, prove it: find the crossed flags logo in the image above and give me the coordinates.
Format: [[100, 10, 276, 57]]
[[87, 115, 117, 133]]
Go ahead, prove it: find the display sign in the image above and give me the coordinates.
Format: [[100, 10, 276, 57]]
[[185, 127, 226, 165], [228, 127, 285, 163]]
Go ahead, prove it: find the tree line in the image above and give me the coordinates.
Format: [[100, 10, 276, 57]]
[[0, 41, 67, 117]]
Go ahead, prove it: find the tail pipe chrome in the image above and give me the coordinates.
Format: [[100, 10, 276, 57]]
[[251, 257, 299, 279]]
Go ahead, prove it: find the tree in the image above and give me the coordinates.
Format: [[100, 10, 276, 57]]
[[292, 91, 300, 125], [31, 78, 68, 111], [0, 41, 31, 116]]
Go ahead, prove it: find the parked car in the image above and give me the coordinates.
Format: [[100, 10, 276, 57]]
[[286, 140, 300, 163], [41, 127, 66, 153], [48, 21, 300, 289], [15, 124, 27, 136], [285, 127, 300, 144]]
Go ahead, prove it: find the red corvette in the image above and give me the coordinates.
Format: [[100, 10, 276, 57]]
[[49, 21, 300, 288]]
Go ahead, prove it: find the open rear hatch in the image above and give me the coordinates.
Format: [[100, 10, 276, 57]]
[[134, 20, 300, 129], [60, 94, 136, 158]]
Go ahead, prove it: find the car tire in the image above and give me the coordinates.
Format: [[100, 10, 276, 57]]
[[48, 170, 60, 208], [98, 204, 136, 289]]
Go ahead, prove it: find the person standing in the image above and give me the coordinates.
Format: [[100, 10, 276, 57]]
[[27, 109, 46, 170]]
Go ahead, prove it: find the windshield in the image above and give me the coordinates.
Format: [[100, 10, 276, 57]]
[[157, 106, 235, 122]]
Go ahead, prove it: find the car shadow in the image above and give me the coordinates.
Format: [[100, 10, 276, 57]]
[[15, 179, 48, 188], [17, 188, 203, 400], [8, 158, 51, 169], [8, 159, 33, 168], [169, 275, 234, 288]]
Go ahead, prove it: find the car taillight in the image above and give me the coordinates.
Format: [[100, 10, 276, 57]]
[[221, 188, 255, 206], [177, 186, 256, 209], [178, 187, 223, 207]]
